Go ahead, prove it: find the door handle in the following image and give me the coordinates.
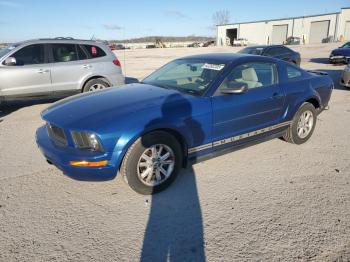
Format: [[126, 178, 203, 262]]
[[37, 69, 49, 74], [83, 64, 92, 69]]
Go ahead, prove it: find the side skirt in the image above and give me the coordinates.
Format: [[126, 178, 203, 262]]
[[1, 90, 80, 102], [189, 130, 286, 164]]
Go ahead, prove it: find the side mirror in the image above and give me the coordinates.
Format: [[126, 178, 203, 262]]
[[220, 82, 248, 94], [4, 57, 17, 66]]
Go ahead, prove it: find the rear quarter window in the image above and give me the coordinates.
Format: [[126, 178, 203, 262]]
[[82, 45, 106, 58]]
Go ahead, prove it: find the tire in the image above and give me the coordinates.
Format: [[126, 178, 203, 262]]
[[283, 102, 317, 144], [83, 78, 110, 92], [120, 131, 183, 195]]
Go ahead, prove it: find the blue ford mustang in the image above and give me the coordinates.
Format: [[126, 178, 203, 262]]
[[36, 54, 333, 194]]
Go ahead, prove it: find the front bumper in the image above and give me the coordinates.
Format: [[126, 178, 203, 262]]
[[36, 125, 122, 181], [329, 55, 349, 64], [340, 70, 350, 88]]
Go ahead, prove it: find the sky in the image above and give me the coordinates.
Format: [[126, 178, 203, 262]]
[[0, 0, 349, 42]]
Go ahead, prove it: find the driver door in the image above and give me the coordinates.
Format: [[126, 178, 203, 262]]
[[211, 61, 285, 144], [0, 44, 52, 97]]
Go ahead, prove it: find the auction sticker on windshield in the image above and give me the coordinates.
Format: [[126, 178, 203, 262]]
[[202, 63, 225, 71]]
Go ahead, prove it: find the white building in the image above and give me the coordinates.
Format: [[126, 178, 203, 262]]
[[217, 7, 350, 46]]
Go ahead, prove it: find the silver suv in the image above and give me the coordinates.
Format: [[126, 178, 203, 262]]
[[0, 38, 125, 103]]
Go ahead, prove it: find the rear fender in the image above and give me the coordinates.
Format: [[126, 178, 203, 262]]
[[283, 82, 322, 120]]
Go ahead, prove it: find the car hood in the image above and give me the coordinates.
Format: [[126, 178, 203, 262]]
[[42, 83, 190, 129], [331, 48, 350, 56]]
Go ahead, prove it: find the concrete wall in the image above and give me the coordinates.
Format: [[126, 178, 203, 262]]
[[217, 8, 350, 46], [338, 8, 350, 40], [239, 22, 267, 44], [293, 14, 337, 43]]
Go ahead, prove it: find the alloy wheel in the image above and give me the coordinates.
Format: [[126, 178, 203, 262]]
[[88, 83, 107, 92], [137, 144, 175, 186], [297, 110, 314, 139]]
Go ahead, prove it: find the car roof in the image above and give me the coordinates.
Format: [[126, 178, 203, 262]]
[[177, 53, 277, 63], [243, 45, 287, 49], [15, 38, 107, 46]]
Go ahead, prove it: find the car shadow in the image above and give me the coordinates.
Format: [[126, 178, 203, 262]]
[[309, 58, 331, 64], [0, 99, 57, 122], [309, 57, 347, 66], [140, 94, 206, 261], [313, 69, 347, 90]]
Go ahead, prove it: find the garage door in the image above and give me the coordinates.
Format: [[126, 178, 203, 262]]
[[271, 25, 288, 44], [309, 20, 330, 43], [345, 21, 350, 40]]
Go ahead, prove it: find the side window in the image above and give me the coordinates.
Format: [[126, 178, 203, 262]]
[[220, 62, 277, 90], [11, 44, 45, 66], [266, 47, 286, 56], [82, 45, 106, 58], [51, 44, 78, 63], [264, 48, 278, 56], [280, 46, 291, 54], [77, 45, 89, 60], [287, 66, 302, 79]]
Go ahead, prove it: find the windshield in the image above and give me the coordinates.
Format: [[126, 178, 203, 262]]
[[341, 42, 350, 48], [0, 45, 17, 58], [238, 47, 264, 55], [143, 59, 226, 95]]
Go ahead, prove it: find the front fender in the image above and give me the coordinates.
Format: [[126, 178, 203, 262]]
[[110, 117, 193, 169]]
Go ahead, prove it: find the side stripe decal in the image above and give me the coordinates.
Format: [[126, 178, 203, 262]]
[[188, 121, 291, 154]]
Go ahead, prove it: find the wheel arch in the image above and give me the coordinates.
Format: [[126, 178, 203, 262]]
[[117, 127, 189, 171], [80, 75, 111, 92], [286, 94, 321, 122], [138, 128, 189, 167], [305, 97, 320, 110]]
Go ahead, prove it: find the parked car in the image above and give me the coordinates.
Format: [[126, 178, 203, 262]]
[[285, 36, 301, 45], [188, 42, 200, 48], [0, 38, 125, 104], [238, 45, 301, 66], [203, 40, 215, 47], [340, 63, 350, 88], [329, 42, 350, 64], [233, 38, 248, 46], [36, 54, 333, 194]]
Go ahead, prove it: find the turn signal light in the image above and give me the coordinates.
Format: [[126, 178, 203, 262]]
[[70, 160, 108, 167]]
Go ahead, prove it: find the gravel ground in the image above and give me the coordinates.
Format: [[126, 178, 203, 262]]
[[0, 43, 349, 262]]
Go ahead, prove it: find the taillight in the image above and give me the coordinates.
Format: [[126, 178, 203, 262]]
[[113, 59, 121, 67]]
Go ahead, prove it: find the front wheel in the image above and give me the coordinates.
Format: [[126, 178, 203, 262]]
[[283, 102, 317, 144], [120, 131, 183, 195]]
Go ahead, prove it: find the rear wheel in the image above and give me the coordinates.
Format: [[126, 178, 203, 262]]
[[83, 78, 109, 92], [120, 131, 183, 195], [283, 102, 317, 144]]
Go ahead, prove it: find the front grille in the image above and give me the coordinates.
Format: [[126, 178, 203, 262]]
[[47, 123, 67, 146]]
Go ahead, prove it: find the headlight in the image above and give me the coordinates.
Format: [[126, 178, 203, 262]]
[[71, 131, 104, 152]]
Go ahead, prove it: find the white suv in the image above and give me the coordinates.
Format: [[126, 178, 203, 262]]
[[0, 38, 125, 104]]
